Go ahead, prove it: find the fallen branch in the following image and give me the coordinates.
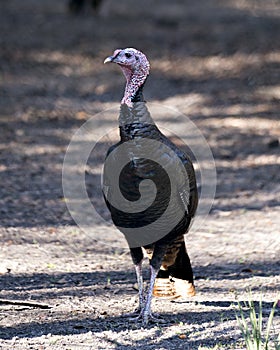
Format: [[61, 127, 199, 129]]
[[0, 299, 52, 309]]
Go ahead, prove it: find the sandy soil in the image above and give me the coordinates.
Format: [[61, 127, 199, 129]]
[[0, 0, 279, 349]]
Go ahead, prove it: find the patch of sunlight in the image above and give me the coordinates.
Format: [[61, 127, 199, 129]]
[[200, 114, 279, 132], [153, 51, 280, 79], [257, 86, 280, 99], [29, 50, 101, 76], [159, 93, 209, 108], [0, 164, 7, 172], [224, 0, 280, 15]]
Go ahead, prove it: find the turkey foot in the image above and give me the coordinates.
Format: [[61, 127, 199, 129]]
[[121, 306, 142, 318], [128, 310, 166, 325], [131, 265, 166, 325], [122, 306, 164, 324]]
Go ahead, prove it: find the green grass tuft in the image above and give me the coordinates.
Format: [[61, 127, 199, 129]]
[[235, 291, 279, 350]]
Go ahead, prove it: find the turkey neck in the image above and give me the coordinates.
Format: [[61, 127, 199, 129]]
[[121, 66, 148, 106], [119, 76, 158, 141], [119, 101, 158, 141]]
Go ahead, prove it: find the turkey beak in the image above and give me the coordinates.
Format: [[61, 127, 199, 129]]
[[104, 56, 114, 64]]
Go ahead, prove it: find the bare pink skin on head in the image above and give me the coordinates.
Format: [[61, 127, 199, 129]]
[[104, 48, 150, 107]]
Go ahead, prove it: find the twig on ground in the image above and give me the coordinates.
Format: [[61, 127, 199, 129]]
[[0, 299, 52, 309]]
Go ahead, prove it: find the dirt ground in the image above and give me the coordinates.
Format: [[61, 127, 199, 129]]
[[0, 0, 280, 349]]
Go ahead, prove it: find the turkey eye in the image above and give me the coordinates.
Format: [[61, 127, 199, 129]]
[[125, 53, 132, 58]]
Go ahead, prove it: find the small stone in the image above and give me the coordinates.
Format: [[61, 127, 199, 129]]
[[178, 334, 187, 339]]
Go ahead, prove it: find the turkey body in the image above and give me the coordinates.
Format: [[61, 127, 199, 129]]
[[104, 103, 198, 261], [103, 48, 198, 324]]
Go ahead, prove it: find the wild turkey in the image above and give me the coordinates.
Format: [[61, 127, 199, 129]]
[[103, 48, 198, 324]]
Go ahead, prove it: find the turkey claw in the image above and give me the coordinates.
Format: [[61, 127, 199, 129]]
[[122, 308, 141, 318], [128, 312, 166, 325]]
